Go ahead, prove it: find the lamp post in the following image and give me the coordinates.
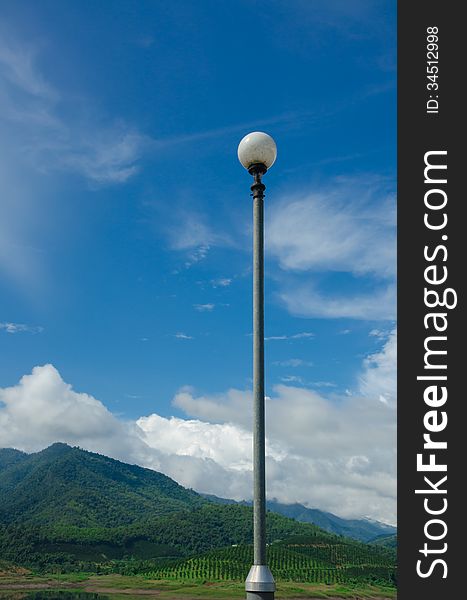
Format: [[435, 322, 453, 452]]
[[238, 132, 277, 600]]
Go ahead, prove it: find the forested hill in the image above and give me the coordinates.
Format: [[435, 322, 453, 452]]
[[0, 443, 204, 527], [0, 444, 395, 543], [0, 444, 396, 586], [0, 443, 337, 563], [202, 494, 396, 543]]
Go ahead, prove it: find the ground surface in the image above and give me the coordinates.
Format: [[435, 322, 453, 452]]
[[0, 573, 397, 599]]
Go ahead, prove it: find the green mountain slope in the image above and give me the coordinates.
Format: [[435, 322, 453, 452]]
[[202, 493, 396, 543], [0, 447, 28, 470], [369, 533, 397, 549], [0, 443, 203, 527], [0, 444, 396, 586]]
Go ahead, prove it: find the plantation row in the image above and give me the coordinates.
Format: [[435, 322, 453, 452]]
[[144, 545, 396, 585], [284, 542, 394, 566], [203, 542, 394, 569]]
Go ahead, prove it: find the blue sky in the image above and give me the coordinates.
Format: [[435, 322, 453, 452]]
[[0, 1, 397, 523]]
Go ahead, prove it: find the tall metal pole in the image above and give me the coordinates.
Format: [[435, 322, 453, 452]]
[[245, 165, 275, 600]]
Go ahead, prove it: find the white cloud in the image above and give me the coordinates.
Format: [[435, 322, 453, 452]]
[[194, 303, 215, 312], [267, 180, 395, 279], [280, 375, 304, 384], [273, 358, 313, 367], [0, 40, 56, 100], [0, 34, 146, 186], [137, 414, 285, 471], [359, 329, 396, 406], [0, 33, 148, 292], [266, 178, 396, 322], [163, 210, 233, 269], [0, 353, 396, 524], [57, 130, 147, 185], [211, 278, 232, 288], [174, 332, 193, 340], [265, 332, 314, 341], [0, 322, 43, 334], [312, 381, 337, 388], [369, 328, 390, 338], [0, 365, 142, 459], [280, 283, 396, 321]]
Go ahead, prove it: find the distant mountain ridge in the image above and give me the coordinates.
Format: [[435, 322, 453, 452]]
[[0, 444, 395, 544], [202, 495, 396, 543], [0, 443, 396, 586], [0, 443, 342, 564]]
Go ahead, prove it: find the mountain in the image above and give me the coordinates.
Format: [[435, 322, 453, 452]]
[[369, 533, 398, 549], [0, 444, 396, 586], [0, 443, 204, 527], [0, 443, 334, 543], [202, 494, 396, 543], [0, 447, 27, 470]]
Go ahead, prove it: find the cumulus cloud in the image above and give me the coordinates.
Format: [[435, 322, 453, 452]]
[[0, 365, 143, 459], [172, 338, 396, 523], [360, 329, 396, 405], [1, 334, 396, 524], [137, 414, 285, 471]]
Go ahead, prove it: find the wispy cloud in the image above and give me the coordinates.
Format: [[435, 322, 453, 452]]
[[0, 32, 151, 294], [273, 358, 313, 367], [0, 322, 43, 334], [161, 209, 233, 270], [312, 381, 338, 388], [267, 178, 395, 279], [211, 278, 232, 288], [193, 303, 215, 312], [54, 129, 148, 185], [369, 328, 391, 339], [0, 34, 146, 186], [174, 332, 193, 340], [280, 283, 396, 321], [266, 177, 396, 322], [265, 332, 314, 341], [0, 44, 55, 102], [280, 375, 304, 384]]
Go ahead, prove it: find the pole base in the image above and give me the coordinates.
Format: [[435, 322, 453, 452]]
[[245, 564, 275, 593], [246, 592, 275, 600]]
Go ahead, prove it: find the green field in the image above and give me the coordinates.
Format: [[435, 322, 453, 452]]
[[0, 573, 397, 599], [0, 445, 397, 598], [139, 540, 395, 586]]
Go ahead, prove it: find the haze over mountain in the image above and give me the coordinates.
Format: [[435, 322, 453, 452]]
[[0, 443, 396, 588], [0, 444, 395, 544], [202, 494, 396, 543]]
